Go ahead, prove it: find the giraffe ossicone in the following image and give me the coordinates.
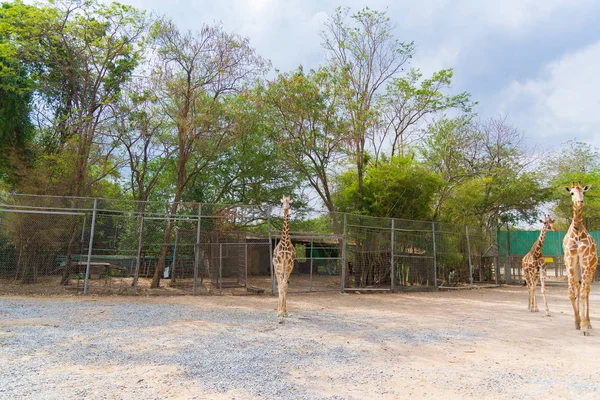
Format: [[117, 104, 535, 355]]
[[522, 215, 556, 316], [563, 181, 597, 336], [272, 195, 296, 323]]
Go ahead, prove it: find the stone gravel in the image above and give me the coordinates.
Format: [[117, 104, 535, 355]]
[[2, 293, 600, 399], [0, 299, 380, 399]]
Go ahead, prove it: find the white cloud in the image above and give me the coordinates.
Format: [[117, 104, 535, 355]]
[[498, 41, 600, 145], [472, 0, 591, 31], [413, 40, 462, 78]]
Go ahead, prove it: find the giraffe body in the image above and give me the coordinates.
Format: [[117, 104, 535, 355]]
[[522, 216, 556, 316], [563, 182, 598, 336], [273, 195, 296, 323]]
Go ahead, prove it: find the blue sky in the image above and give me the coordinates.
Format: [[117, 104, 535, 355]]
[[121, 0, 600, 150]]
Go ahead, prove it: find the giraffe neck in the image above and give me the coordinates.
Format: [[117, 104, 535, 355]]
[[572, 204, 584, 231], [282, 207, 290, 243], [532, 226, 547, 257]]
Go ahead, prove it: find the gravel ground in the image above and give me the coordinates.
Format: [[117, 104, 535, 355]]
[[1, 285, 600, 399]]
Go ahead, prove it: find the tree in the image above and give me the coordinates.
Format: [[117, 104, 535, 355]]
[[0, 1, 43, 185], [16, 0, 148, 197], [439, 117, 550, 229], [421, 116, 480, 220], [1, 0, 148, 284], [335, 154, 441, 220], [184, 88, 302, 206], [262, 67, 346, 227], [321, 6, 414, 211], [544, 141, 600, 230], [149, 17, 268, 288], [111, 77, 175, 209], [375, 68, 473, 161]]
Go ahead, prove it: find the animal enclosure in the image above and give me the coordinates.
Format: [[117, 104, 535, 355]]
[[1, 194, 504, 295]]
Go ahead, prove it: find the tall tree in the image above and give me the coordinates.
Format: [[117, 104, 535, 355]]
[[111, 77, 175, 210], [1, 0, 148, 284], [262, 67, 348, 233], [149, 18, 268, 288], [421, 116, 480, 220], [184, 88, 301, 206], [375, 68, 473, 161], [544, 141, 600, 230], [321, 6, 413, 211], [440, 117, 550, 229]]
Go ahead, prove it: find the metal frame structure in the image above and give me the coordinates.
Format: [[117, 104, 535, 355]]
[[0, 194, 505, 295]]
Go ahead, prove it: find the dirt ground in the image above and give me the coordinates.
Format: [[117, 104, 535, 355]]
[[1, 284, 600, 399]]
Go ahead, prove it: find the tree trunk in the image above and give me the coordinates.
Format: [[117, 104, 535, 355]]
[[150, 181, 183, 288], [60, 223, 79, 285]]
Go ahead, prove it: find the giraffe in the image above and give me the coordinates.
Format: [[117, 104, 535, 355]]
[[563, 181, 598, 336], [522, 215, 557, 316], [272, 195, 296, 323]]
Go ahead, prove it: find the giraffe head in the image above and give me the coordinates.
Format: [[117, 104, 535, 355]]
[[281, 195, 291, 210], [539, 215, 557, 232], [564, 181, 591, 207]]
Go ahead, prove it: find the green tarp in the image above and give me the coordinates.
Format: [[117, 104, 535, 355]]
[[498, 231, 600, 256]]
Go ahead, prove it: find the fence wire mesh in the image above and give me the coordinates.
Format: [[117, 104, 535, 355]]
[[0, 194, 504, 295]]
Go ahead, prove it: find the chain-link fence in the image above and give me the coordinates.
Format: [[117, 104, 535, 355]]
[[0, 194, 501, 295]]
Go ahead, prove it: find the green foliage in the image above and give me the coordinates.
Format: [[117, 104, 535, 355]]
[[544, 141, 600, 230], [380, 69, 475, 158], [0, 1, 565, 234], [421, 116, 551, 228], [184, 89, 303, 205], [261, 67, 346, 214], [335, 154, 442, 220]]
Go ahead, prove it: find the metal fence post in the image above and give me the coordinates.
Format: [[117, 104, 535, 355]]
[[341, 213, 347, 292], [466, 225, 473, 287], [309, 236, 314, 292], [268, 206, 275, 295], [219, 243, 223, 295], [169, 229, 179, 281], [432, 222, 437, 289], [491, 229, 499, 286], [390, 218, 395, 291], [83, 198, 97, 295], [133, 209, 144, 293], [193, 204, 202, 295], [505, 227, 512, 284]]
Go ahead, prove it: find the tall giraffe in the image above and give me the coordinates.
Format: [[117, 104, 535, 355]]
[[563, 181, 598, 335], [272, 195, 296, 323], [522, 215, 557, 316]]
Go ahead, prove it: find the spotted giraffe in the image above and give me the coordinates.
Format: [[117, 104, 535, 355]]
[[272, 195, 296, 323], [563, 181, 598, 336], [522, 215, 557, 316]]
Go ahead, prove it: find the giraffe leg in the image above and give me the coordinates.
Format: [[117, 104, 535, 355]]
[[275, 271, 284, 323], [587, 280, 593, 330], [531, 276, 539, 312], [525, 278, 531, 311], [277, 285, 284, 323], [568, 274, 581, 330], [565, 255, 581, 330], [540, 264, 550, 317], [580, 280, 590, 335], [581, 271, 595, 335], [283, 282, 289, 317]]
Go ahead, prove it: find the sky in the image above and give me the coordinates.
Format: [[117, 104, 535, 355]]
[[117, 0, 600, 150]]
